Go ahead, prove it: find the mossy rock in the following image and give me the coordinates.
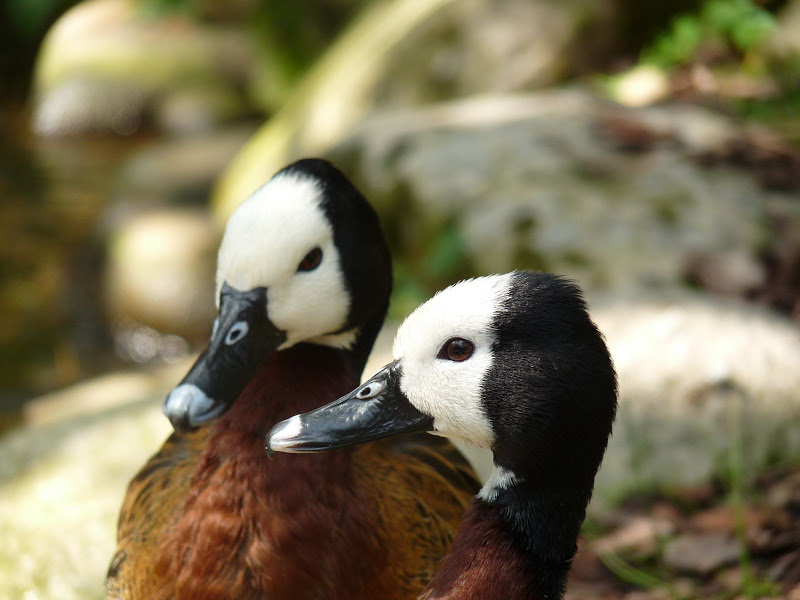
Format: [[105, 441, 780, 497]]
[[33, 0, 254, 135], [326, 89, 799, 297]]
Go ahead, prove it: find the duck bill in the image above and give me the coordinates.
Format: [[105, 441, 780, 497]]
[[163, 284, 286, 433], [266, 360, 432, 457]]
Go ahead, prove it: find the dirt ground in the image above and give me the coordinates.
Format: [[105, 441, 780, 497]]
[[567, 467, 800, 599]]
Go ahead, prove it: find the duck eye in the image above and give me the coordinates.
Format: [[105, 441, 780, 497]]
[[225, 321, 249, 345], [437, 338, 474, 362], [298, 247, 323, 272]]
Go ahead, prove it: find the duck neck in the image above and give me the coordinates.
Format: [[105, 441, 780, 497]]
[[217, 342, 364, 437], [424, 462, 591, 600], [158, 343, 385, 599], [343, 306, 387, 376]]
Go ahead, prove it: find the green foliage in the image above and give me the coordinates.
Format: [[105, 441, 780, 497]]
[[645, 16, 705, 66], [248, 0, 372, 110], [137, 0, 197, 18], [724, 383, 783, 599], [389, 262, 431, 322], [643, 0, 775, 67], [735, 89, 800, 129], [705, 0, 774, 50], [388, 220, 472, 322], [598, 552, 667, 592], [423, 221, 468, 281]]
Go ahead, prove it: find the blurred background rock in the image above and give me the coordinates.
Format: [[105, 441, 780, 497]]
[[1, 0, 800, 597]]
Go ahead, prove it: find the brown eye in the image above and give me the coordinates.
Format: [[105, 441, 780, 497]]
[[437, 338, 474, 362], [298, 247, 322, 272]]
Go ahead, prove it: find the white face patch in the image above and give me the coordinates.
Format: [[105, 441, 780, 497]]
[[392, 274, 513, 448], [216, 171, 352, 349]]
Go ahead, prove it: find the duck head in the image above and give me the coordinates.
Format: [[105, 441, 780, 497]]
[[163, 159, 392, 433], [267, 272, 617, 495]]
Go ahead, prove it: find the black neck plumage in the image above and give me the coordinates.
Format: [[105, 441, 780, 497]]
[[482, 466, 593, 600]]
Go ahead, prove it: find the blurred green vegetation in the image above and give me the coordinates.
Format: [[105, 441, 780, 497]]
[[135, 0, 370, 110], [247, 0, 372, 110], [632, 0, 800, 132], [643, 0, 775, 67], [389, 221, 473, 321], [137, 0, 196, 15]]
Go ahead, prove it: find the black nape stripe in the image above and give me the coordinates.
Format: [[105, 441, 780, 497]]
[[484, 271, 617, 481], [479, 271, 618, 585]]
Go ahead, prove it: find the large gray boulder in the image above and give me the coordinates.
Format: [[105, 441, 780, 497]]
[[329, 89, 800, 296], [591, 292, 800, 511]]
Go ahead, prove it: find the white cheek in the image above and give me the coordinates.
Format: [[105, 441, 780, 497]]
[[268, 247, 350, 347], [391, 274, 513, 448], [400, 347, 494, 448]]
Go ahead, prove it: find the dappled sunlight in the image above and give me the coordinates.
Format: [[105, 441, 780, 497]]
[[0, 386, 170, 598]]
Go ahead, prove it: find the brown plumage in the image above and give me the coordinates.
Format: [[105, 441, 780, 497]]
[[106, 158, 479, 599], [108, 344, 478, 600], [419, 501, 546, 600]]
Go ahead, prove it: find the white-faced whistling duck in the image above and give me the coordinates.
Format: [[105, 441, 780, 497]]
[[267, 271, 618, 600], [107, 159, 479, 600]]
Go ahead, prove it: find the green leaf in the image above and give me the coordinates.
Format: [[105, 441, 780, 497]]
[[422, 222, 468, 281], [644, 15, 704, 67], [641, 0, 775, 67]]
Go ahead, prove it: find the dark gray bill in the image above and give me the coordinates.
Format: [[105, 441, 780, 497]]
[[163, 283, 286, 433], [265, 360, 432, 457]]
